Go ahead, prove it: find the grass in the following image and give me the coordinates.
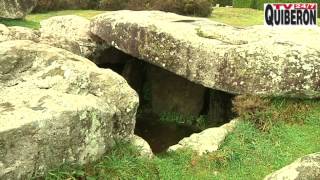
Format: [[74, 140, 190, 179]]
[[210, 7, 320, 27], [1, 7, 319, 179], [42, 98, 320, 180], [159, 112, 208, 130], [210, 7, 264, 27], [1, 8, 319, 29], [0, 10, 104, 29]]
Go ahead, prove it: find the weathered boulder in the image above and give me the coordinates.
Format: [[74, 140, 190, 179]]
[[0, 24, 39, 42], [264, 152, 320, 180], [0, 24, 82, 55], [148, 65, 206, 116], [0, 40, 139, 179], [0, 0, 37, 19], [131, 135, 153, 158], [90, 10, 320, 98], [168, 119, 238, 155], [40, 15, 108, 62]]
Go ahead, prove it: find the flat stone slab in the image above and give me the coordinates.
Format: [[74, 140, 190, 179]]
[[90, 10, 320, 98], [168, 119, 238, 155]]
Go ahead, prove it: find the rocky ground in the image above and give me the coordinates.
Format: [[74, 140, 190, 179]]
[[0, 2, 319, 179]]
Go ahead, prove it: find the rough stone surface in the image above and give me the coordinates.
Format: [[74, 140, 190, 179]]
[[0, 0, 37, 19], [131, 135, 153, 158], [40, 15, 108, 61], [0, 24, 39, 42], [148, 65, 206, 116], [168, 119, 238, 155], [90, 10, 320, 98], [0, 40, 139, 179], [264, 152, 320, 180], [0, 24, 83, 55]]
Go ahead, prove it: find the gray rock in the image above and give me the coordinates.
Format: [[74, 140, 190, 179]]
[[0, 40, 139, 179], [148, 65, 206, 116], [0, 0, 37, 19], [0, 24, 39, 42], [0, 24, 82, 55], [168, 119, 238, 155], [131, 135, 153, 158], [90, 10, 320, 98], [264, 152, 320, 180], [40, 15, 109, 61]]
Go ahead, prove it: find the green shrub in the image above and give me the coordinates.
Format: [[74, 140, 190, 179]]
[[151, 0, 213, 17], [34, 0, 212, 17], [212, 0, 233, 7], [98, 0, 129, 10], [34, 0, 98, 12], [182, 0, 213, 17]]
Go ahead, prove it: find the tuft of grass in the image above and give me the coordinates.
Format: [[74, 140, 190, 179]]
[[44, 141, 159, 180], [233, 95, 314, 132], [159, 112, 208, 130]]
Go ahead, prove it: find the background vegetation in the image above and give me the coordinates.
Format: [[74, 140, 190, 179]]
[[33, 0, 213, 17], [212, 0, 233, 7]]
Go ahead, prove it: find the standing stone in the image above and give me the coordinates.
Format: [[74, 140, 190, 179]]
[[148, 66, 206, 116], [122, 59, 146, 96], [208, 90, 235, 127], [264, 152, 320, 180], [0, 0, 37, 19]]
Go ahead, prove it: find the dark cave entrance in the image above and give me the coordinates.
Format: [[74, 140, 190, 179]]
[[96, 47, 236, 154]]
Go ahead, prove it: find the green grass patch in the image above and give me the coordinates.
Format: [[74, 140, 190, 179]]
[[0, 10, 104, 29], [210, 7, 264, 27], [210, 7, 320, 27], [43, 98, 320, 179]]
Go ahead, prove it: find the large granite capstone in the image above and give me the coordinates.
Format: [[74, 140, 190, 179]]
[[90, 10, 320, 98]]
